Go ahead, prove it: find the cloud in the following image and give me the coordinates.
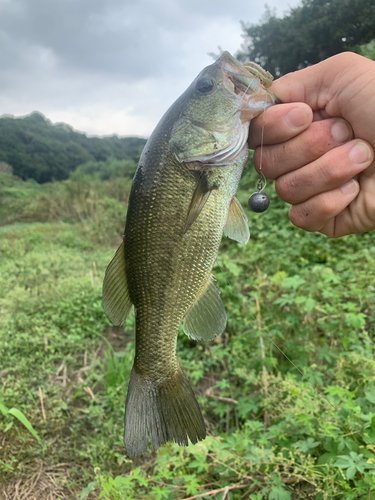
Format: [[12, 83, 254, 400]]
[[0, 0, 297, 136]]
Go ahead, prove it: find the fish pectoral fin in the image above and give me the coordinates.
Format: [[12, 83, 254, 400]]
[[223, 196, 250, 244], [184, 174, 217, 234], [183, 278, 227, 341], [102, 241, 132, 326]]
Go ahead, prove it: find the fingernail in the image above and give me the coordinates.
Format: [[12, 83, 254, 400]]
[[285, 107, 309, 128], [340, 179, 358, 195], [331, 120, 352, 144], [349, 142, 372, 164]]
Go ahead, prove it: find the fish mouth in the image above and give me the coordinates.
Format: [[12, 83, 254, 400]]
[[217, 51, 279, 113]]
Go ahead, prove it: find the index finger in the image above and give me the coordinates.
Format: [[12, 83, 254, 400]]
[[248, 102, 312, 149]]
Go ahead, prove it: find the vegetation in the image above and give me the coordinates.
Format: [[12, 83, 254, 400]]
[[238, 0, 375, 76], [1, 159, 375, 499], [359, 39, 375, 60], [1, 12, 375, 494], [0, 112, 146, 183]]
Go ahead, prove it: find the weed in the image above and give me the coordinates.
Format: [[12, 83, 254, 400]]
[[1, 167, 375, 498]]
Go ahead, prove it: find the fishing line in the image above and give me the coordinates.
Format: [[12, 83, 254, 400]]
[[248, 93, 270, 213], [242, 74, 268, 190], [258, 97, 267, 192]]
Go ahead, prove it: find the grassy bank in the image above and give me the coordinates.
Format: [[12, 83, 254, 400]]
[[1, 169, 375, 499]]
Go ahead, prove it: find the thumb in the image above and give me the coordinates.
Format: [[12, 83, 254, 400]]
[[270, 53, 368, 111], [270, 52, 375, 143]]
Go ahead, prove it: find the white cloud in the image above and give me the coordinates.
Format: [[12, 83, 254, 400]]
[[0, 0, 299, 137]]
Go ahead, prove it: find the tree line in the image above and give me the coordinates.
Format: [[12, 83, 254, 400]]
[[238, 0, 375, 76], [0, 112, 146, 183]]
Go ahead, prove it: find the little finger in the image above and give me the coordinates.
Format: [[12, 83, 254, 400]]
[[288, 180, 360, 233]]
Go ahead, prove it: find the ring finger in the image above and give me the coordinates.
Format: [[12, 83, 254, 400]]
[[275, 139, 374, 205]]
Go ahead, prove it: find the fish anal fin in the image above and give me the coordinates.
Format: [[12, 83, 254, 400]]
[[183, 278, 227, 341], [223, 196, 250, 244], [184, 174, 217, 234], [124, 367, 206, 458], [102, 241, 132, 326]]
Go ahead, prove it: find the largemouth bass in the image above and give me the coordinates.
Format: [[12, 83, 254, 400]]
[[103, 52, 277, 458]]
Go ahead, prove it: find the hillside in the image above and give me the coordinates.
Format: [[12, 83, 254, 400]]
[[0, 112, 147, 183]]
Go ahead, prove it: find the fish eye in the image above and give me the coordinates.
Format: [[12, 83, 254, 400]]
[[195, 78, 215, 95]]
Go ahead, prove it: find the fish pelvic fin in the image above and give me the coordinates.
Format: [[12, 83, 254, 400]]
[[102, 241, 132, 326], [124, 367, 206, 458], [223, 196, 250, 244]]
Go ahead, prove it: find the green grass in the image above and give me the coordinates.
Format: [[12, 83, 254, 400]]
[[1, 169, 375, 499]]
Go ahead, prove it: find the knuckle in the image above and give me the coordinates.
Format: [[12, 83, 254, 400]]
[[315, 146, 358, 186], [336, 51, 360, 66], [316, 197, 333, 218], [265, 144, 291, 176], [289, 195, 333, 232], [289, 205, 314, 231], [305, 121, 334, 156], [275, 173, 300, 203], [317, 160, 342, 184]]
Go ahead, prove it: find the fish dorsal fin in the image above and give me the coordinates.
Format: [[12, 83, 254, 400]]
[[102, 241, 132, 326], [223, 196, 250, 244], [184, 174, 217, 234], [183, 278, 227, 341]]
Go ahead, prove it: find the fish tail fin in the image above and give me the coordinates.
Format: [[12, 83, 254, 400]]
[[124, 367, 206, 458]]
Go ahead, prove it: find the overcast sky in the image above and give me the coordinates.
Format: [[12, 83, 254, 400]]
[[0, 0, 299, 137]]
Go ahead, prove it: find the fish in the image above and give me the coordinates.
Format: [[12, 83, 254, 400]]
[[102, 51, 278, 458]]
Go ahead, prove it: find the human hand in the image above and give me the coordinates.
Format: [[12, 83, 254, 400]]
[[249, 52, 375, 237]]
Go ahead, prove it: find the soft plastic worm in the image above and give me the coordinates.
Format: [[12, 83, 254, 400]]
[[242, 61, 274, 88]]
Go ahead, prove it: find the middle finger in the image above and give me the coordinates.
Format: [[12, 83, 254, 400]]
[[253, 118, 353, 180]]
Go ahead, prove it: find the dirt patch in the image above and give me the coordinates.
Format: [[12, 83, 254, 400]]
[[0, 460, 79, 500]]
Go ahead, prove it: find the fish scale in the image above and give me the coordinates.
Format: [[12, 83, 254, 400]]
[[127, 156, 227, 375], [102, 51, 278, 457]]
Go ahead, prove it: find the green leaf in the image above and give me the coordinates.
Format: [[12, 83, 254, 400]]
[[269, 485, 291, 500], [345, 465, 357, 480], [345, 312, 366, 330], [8, 408, 41, 443], [293, 438, 320, 454], [365, 389, 375, 404], [79, 482, 97, 500], [0, 400, 9, 416], [150, 486, 170, 500], [283, 275, 306, 290], [4, 421, 13, 433], [304, 297, 317, 313]]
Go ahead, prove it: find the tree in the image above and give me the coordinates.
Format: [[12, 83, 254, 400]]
[[238, 0, 375, 76], [0, 112, 146, 182], [359, 39, 375, 60]]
